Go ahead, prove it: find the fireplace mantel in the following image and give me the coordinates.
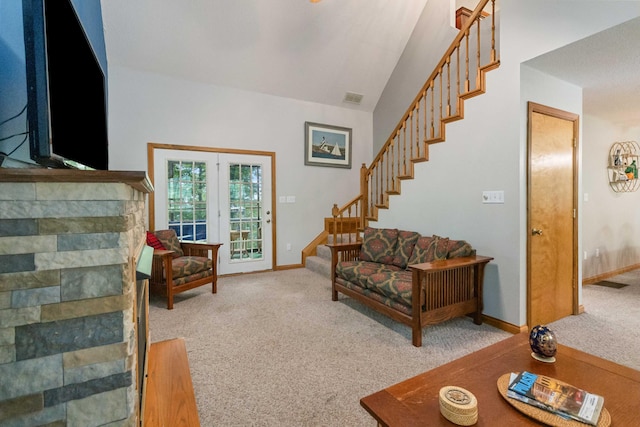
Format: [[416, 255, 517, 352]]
[[0, 169, 153, 193]]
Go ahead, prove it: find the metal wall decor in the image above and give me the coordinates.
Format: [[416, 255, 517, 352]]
[[608, 140, 640, 193]]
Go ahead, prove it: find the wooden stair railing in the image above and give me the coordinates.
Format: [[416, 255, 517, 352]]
[[302, 0, 499, 265], [330, 0, 499, 236]]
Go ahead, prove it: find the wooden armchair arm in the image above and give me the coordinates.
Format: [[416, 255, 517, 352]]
[[152, 249, 175, 258], [408, 255, 494, 328], [326, 241, 362, 269], [180, 242, 223, 258], [326, 242, 362, 252], [408, 255, 494, 273], [151, 249, 175, 284]]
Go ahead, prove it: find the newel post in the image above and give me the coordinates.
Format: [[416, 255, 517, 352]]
[[331, 203, 339, 244], [360, 163, 368, 230]]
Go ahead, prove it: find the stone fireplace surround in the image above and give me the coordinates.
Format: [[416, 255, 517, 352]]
[[0, 169, 152, 426]]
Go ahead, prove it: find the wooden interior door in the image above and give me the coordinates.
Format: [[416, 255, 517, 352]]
[[527, 102, 579, 327]]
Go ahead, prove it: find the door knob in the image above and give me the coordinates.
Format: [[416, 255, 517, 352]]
[[266, 210, 271, 215], [266, 219, 271, 223], [532, 228, 543, 235]]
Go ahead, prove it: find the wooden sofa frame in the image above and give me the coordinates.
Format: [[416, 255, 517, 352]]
[[329, 242, 493, 347]]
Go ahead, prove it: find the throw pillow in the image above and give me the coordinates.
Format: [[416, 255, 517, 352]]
[[359, 227, 399, 264], [446, 239, 474, 259], [146, 232, 166, 250], [391, 230, 421, 269], [407, 235, 449, 265]]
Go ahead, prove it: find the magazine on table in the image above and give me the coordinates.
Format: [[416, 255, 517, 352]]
[[507, 371, 604, 426]]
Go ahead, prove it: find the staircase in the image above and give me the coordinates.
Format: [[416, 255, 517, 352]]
[[304, 0, 499, 278], [305, 242, 332, 278]]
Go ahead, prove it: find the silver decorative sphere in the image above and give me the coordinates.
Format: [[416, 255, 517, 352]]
[[529, 325, 557, 359]]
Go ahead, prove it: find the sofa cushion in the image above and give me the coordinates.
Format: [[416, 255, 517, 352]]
[[366, 270, 414, 307], [336, 260, 401, 288], [336, 277, 413, 315], [154, 229, 184, 258], [391, 230, 421, 269], [359, 227, 399, 264], [171, 256, 212, 279], [173, 269, 212, 287], [407, 235, 449, 265], [446, 239, 475, 259]]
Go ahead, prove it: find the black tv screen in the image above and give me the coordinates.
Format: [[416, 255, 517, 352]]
[[22, 0, 108, 170]]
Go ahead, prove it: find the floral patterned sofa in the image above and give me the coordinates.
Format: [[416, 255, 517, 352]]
[[328, 227, 493, 346]]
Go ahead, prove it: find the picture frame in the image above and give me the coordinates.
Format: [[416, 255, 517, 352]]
[[304, 121, 352, 169]]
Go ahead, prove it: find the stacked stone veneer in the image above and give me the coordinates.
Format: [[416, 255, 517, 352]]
[[0, 178, 147, 427]]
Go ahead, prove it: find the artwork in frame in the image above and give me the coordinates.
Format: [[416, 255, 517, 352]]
[[304, 122, 352, 169]]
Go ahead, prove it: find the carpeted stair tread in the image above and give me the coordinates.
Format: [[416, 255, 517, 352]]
[[305, 254, 331, 278], [316, 244, 331, 261]]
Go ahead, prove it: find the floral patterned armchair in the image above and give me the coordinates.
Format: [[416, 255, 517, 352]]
[[147, 229, 222, 309]]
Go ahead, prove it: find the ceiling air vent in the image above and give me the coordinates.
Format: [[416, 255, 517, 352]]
[[343, 92, 364, 105]]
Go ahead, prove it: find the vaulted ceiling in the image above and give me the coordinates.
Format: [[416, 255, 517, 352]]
[[101, 0, 430, 113], [101, 1, 640, 126]]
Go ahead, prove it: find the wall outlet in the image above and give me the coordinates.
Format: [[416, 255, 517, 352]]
[[286, 243, 291, 251], [482, 190, 504, 204]]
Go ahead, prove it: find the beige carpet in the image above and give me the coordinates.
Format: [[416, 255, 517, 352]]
[[549, 269, 640, 371], [148, 268, 639, 426]]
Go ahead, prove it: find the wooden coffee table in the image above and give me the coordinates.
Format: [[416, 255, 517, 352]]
[[361, 332, 640, 426]]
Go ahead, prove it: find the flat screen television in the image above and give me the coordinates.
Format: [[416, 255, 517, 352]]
[[22, 0, 108, 170]]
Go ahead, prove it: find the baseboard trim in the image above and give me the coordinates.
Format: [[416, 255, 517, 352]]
[[274, 264, 304, 271], [583, 263, 640, 285], [481, 313, 526, 334]]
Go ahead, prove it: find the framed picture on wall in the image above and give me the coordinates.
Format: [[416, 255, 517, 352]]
[[304, 122, 352, 169]]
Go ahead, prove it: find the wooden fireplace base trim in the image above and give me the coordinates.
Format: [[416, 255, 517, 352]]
[[142, 338, 200, 427]]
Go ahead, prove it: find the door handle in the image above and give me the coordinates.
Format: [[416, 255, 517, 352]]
[[532, 228, 543, 236], [266, 219, 271, 223], [266, 210, 271, 215]]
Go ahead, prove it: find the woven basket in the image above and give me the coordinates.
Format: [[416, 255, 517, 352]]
[[497, 373, 611, 427]]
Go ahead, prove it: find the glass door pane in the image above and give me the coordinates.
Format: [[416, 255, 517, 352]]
[[167, 159, 208, 242], [229, 163, 262, 261]]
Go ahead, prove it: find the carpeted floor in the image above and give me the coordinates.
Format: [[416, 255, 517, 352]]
[[549, 269, 640, 372], [147, 268, 639, 426]]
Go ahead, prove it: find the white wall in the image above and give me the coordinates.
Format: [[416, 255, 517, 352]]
[[582, 115, 640, 278], [372, 0, 457, 153], [104, 0, 640, 323], [372, 0, 640, 327], [107, 66, 372, 266]]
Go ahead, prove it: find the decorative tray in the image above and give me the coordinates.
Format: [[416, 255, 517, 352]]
[[496, 373, 611, 427]]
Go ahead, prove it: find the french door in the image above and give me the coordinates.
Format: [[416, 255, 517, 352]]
[[152, 148, 273, 275]]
